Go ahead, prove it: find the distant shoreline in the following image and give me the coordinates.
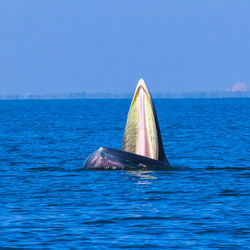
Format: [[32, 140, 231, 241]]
[[0, 91, 249, 100]]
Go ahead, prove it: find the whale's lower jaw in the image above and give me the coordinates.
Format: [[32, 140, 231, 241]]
[[83, 147, 170, 170]]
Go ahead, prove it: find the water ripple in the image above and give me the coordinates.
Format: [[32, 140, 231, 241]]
[[0, 99, 249, 248]]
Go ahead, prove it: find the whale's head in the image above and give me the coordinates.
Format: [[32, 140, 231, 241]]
[[122, 79, 168, 163]]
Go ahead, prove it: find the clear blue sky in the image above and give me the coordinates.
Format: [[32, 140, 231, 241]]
[[1, 0, 249, 94]]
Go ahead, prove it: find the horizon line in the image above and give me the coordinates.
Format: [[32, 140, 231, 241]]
[[0, 90, 249, 100]]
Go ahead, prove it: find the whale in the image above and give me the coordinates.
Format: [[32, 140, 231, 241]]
[[83, 79, 170, 170]]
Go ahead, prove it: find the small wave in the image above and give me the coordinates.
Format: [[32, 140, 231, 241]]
[[28, 166, 65, 172], [81, 220, 116, 225], [219, 189, 249, 197], [122, 216, 175, 221], [205, 166, 250, 171]]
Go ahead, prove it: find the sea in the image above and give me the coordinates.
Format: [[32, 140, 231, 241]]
[[0, 98, 249, 249]]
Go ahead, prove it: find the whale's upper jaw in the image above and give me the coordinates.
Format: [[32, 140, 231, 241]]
[[122, 79, 168, 162]]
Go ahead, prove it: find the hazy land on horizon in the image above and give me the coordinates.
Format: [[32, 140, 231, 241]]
[[1, 90, 249, 100]]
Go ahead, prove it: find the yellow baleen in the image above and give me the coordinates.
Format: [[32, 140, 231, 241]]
[[122, 79, 159, 160]]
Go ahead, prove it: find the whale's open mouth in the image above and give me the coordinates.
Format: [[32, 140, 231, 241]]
[[122, 79, 167, 162], [83, 78, 170, 170]]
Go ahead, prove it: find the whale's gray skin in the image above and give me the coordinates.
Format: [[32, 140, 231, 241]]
[[83, 147, 170, 170], [83, 79, 170, 170]]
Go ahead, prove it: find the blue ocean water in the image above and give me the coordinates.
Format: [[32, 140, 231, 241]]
[[0, 98, 249, 249]]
